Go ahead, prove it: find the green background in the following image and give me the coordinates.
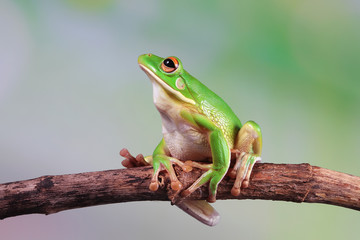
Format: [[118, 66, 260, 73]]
[[1, 0, 359, 239]]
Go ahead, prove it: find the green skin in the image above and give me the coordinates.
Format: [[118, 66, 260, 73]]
[[137, 53, 262, 203]]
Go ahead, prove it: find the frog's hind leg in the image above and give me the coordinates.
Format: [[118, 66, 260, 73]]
[[230, 121, 262, 196]]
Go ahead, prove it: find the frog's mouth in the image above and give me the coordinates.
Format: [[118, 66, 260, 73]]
[[139, 64, 195, 105]]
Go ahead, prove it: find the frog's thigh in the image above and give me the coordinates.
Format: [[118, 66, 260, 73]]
[[230, 121, 262, 196], [232, 121, 262, 172], [234, 121, 262, 155]]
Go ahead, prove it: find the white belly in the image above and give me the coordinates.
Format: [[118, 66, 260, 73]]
[[152, 81, 212, 161], [161, 113, 211, 161]]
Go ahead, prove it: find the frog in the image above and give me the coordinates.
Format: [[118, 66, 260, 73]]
[[121, 53, 262, 226]]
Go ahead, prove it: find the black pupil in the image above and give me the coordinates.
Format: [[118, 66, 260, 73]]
[[164, 58, 175, 68]]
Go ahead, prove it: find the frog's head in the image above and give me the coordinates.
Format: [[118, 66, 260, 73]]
[[138, 53, 196, 106]]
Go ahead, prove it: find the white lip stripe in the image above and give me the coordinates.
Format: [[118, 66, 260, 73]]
[[139, 64, 195, 105]]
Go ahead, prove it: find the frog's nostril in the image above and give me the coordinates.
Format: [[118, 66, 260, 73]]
[[147, 53, 152, 57]]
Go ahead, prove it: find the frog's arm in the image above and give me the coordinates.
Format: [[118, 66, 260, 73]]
[[180, 110, 230, 202], [150, 138, 195, 191], [149, 138, 183, 191]]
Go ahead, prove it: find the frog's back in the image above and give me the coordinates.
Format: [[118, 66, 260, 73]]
[[183, 71, 242, 147]]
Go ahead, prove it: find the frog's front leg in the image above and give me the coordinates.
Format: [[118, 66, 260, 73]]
[[181, 113, 231, 203], [230, 121, 262, 196], [120, 148, 151, 168], [150, 138, 194, 191], [121, 145, 192, 191]]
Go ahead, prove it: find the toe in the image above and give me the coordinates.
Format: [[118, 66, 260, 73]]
[[241, 180, 250, 188], [207, 194, 216, 203], [182, 165, 193, 172], [149, 181, 159, 191], [121, 159, 134, 168], [171, 181, 182, 191], [231, 186, 241, 196]]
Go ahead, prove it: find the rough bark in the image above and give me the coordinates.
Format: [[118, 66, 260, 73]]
[[1, 163, 359, 220]]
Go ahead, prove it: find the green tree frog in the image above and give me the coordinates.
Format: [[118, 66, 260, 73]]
[[121, 53, 262, 226]]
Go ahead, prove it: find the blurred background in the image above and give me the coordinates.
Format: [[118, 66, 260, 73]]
[[1, 0, 359, 239]]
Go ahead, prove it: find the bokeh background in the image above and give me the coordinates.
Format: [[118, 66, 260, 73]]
[[1, 0, 359, 239]]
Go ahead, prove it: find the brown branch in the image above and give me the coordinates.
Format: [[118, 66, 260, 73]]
[[1, 163, 360, 220]]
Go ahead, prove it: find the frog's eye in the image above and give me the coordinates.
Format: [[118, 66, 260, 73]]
[[161, 57, 179, 73]]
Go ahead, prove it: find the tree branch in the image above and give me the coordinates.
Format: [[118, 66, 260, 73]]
[[1, 163, 359, 220]]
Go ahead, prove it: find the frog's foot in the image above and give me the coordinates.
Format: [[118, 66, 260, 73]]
[[120, 148, 149, 168], [149, 156, 193, 192], [181, 167, 226, 203], [230, 152, 261, 196]]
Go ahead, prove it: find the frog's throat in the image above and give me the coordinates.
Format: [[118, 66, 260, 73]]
[[139, 64, 195, 105]]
